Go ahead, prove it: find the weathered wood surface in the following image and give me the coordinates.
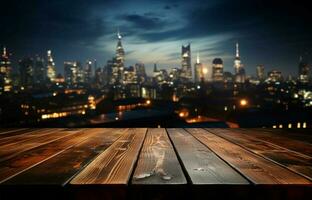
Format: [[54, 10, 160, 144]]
[[0, 129, 32, 138], [70, 128, 147, 185], [3, 128, 125, 185], [240, 128, 312, 157], [0, 128, 64, 146], [253, 128, 312, 144], [207, 128, 312, 181], [0, 128, 98, 183], [0, 128, 311, 191], [167, 128, 248, 184], [188, 128, 311, 184], [132, 128, 186, 184], [0, 129, 80, 163]]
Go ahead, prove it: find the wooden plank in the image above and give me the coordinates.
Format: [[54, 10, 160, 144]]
[[0, 128, 65, 146], [188, 128, 311, 184], [253, 128, 312, 144], [0, 128, 103, 183], [3, 128, 125, 185], [0, 129, 31, 137], [132, 128, 187, 185], [239, 128, 312, 157], [167, 128, 248, 184], [208, 128, 312, 181], [70, 128, 147, 185], [0, 128, 81, 162]]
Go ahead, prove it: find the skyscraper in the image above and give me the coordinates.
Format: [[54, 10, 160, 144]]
[[64, 62, 78, 87], [256, 65, 265, 81], [19, 57, 34, 89], [95, 67, 104, 87], [124, 66, 138, 85], [114, 30, 125, 85], [135, 63, 146, 84], [84, 60, 93, 84], [76, 62, 84, 84], [0, 47, 12, 92], [46, 50, 56, 82], [181, 44, 192, 82], [298, 56, 310, 84], [33, 55, 46, 85], [194, 53, 204, 83], [233, 42, 245, 83], [212, 58, 224, 82]]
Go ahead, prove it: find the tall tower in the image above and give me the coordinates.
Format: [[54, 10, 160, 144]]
[[212, 58, 224, 82], [0, 47, 12, 92], [256, 65, 265, 81], [84, 60, 93, 84], [115, 30, 125, 85], [19, 57, 34, 89], [194, 53, 204, 83], [46, 50, 56, 82], [233, 42, 245, 83], [64, 61, 78, 87], [181, 44, 192, 82], [298, 55, 310, 84], [33, 55, 46, 85]]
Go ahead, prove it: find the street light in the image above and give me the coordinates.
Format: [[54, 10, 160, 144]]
[[240, 99, 248, 107]]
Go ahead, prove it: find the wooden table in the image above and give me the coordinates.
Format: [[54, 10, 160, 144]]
[[0, 128, 311, 200]]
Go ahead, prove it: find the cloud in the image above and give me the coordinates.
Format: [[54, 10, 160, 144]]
[[119, 14, 165, 30]]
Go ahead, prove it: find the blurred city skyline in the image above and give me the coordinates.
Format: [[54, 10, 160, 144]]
[[1, 0, 312, 76]]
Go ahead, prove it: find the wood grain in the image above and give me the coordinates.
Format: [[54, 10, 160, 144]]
[[0, 129, 32, 138], [239, 128, 312, 157], [188, 128, 311, 184], [0, 129, 81, 162], [3, 128, 125, 185], [0, 128, 64, 147], [70, 128, 147, 185], [253, 128, 312, 144], [132, 128, 187, 185], [167, 128, 248, 184], [0, 128, 102, 183], [208, 128, 312, 181]]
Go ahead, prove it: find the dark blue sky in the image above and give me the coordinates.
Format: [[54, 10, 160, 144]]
[[1, 0, 311, 77]]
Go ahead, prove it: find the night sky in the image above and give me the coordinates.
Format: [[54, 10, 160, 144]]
[[1, 0, 312, 77]]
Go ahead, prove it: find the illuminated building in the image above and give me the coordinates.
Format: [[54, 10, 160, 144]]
[[19, 57, 34, 89], [169, 68, 180, 83], [54, 73, 65, 84], [298, 56, 310, 84], [64, 62, 78, 87], [124, 66, 138, 85], [181, 44, 192, 82], [267, 70, 283, 82], [153, 63, 168, 85], [212, 58, 224, 82], [76, 62, 84, 84], [125, 84, 140, 98], [135, 63, 146, 84], [141, 86, 157, 99], [233, 42, 245, 83], [84, 60, 93, 84], [114, 30, 125, 85], [46, 50, 56, 82], [256, 65, 265, 81], [0, 47, 12, 92], [223, 71, 234, 83], [194, 53, 204, 83], [33, 55, 46, 85]]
